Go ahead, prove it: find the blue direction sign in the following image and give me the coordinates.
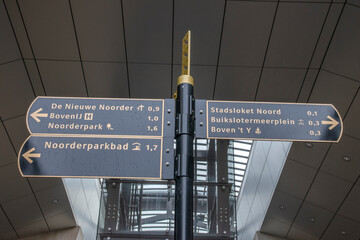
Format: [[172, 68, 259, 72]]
[[27, 97, 174, 137], [18, 135, 174, 179], [195, 100, 343, 142]]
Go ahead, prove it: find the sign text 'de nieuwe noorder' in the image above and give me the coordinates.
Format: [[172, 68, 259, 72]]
[[196, 100, 342, 142], [19, 136, 167, 179], [27, 97, 165, 137]]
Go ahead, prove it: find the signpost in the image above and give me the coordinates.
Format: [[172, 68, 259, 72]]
[[27, 97, 169, 137], [17, 31, 344, 240], [195, 100, 342, 142], [19, 135, 173, 179]]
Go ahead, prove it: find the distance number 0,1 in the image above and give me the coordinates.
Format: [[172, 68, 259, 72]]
[[307, 111, 317, 117]]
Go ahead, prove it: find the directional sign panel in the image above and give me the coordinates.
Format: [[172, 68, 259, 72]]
[[18, 135, 174, 179], [27, 97, 174, 137], [195, 100, 343, 142]]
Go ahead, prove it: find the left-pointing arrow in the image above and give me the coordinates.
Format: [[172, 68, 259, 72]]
[[30, 108, 48, 123], [22, 148, 41, 164]]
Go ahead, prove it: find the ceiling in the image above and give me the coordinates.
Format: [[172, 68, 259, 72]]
[[0, 0, 359, 239]]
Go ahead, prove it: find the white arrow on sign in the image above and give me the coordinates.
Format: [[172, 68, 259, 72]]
[[22, 148, 41, 164], [30, 108, 48, 122], [321, 115, 339, 130]]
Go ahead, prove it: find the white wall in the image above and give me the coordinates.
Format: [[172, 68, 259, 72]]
[[63, 178, 101, 240], [236, 141, 292, 240]]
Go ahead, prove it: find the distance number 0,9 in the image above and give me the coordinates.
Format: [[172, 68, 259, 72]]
[[147, 126, 158, 132], [146, 145, 158, 152], [147, 106, 160, 112]]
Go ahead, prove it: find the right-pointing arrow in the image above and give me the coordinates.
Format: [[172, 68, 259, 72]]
[[321, 116, 339, 130], [30, 108, 48, 123], [22, 148, 41, 164]]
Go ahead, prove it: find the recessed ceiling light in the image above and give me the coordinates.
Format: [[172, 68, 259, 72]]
[[51, 199, 58, 204], [305, 142, 313, 148], [340, 230, 347, 235], [309, 217, 316, 223], [342, 156, 351, 162], [279, 205, 286, 210]]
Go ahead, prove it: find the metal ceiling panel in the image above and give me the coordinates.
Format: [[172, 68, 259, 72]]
[[28, 178, 62, 192], [18, 0, 79, 60], [0, 61, 35, 120], [2, 194, 45, 228], [128, 63, 171, 99], [0, 207, 17, 239], [16, 219, 48, 238], [308, 70, 359, 117], [173, 0, 224, 66], [265, 3, 328, 68], [322, 5, 360, 80], [287, 227, 319, 240], [320, 214, 360, 240], [46, 210, 76, 231], [343, 90, 360, 139], [261, 216, 291, 239], [276, 159, 317, 200], [35, 184, 72, 219], [3, 0, 33, 59], [256, 68, 306, 102], [172, 65, 216, 100], [296, 69, 318, 102], [0, 1, 21, 64], [338, 184, 360, 222], [310, 4, 343, 69], [70, 0, 126, 62], [83, 62, 129, 98], [0, 124, 16, 167], [219, 1, 276, 67], [3, 116, 28, 151], [321, 135, 360, 183], [214, 66, 261, 101], [123, 0, 172, 64], [287, 142, 330, 169], [348, 0, 360, 6], [0, 163, 32, 203], [305, 171, 352, 212], [24, 60, 45, 96], [290, 201, 334, 238], [37, 60, 87, 97], [265, 191, 302, 225]]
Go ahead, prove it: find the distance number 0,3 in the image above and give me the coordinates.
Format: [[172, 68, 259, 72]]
[[310, 130, 321, 136], [146, 145, 158, 152], [308, 120, 320, 126], [147, 126, 158, 132]]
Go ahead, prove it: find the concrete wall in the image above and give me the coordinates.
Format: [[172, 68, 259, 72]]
[[63, 178, 101, 240], [236, 141, 292, 240]]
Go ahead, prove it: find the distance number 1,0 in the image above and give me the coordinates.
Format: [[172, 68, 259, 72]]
[[148, 116, 159, 122]]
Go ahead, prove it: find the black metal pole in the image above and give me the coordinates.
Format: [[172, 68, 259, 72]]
[[174, 76, 195, 240]]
